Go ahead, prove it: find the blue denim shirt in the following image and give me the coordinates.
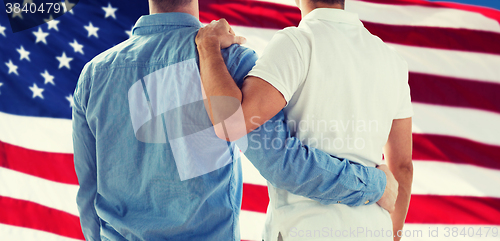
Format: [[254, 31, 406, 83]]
[[72, 13, 386, 241]]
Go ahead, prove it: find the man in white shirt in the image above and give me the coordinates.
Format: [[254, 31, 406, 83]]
[[195, 0, 413, 240]]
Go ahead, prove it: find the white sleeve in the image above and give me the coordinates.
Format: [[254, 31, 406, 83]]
[[246, 30, 306, 104], [394, 60, 414, 119]]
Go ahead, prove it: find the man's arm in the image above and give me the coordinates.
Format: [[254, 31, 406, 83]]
[[197, 20, 398, 209], [245, 110, 393, 206], [72, 83, 101, 241], [196, 19, 284, 141], [383, 118, 413, 241]]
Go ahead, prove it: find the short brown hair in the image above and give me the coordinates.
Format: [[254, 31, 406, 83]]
[[311, 0, 345, 6], [151, 0, 193, 12]]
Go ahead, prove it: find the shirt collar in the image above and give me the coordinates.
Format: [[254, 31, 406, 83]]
[[132, 12, 203, 35], [301, 8, 363, 27]]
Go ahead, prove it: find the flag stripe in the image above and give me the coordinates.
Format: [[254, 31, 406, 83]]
[[0, 196, 84, 240], [411, 161, 500, 198], [407, 195, 500, 225], [409, 73, 500, 114], [0, 224, 83, 241], [412, 103, 500, 146], [364, 21, 500, 55], [202, 0, 500, 55], [0, 140, 78, 185], [355, 0, 500, 24], [0, 111, 73, 154], [0, 167, 79, 216], [350, 0, 500, 33], [241, 184, 500, 225], [413, 134, 500, 170], [390, 44, 500, 84]]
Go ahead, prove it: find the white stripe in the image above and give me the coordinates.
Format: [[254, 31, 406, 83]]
[[0, 224, 82, 241], [241, 153, 268, 186], [348, 0, 500, 34], [240, 210, 267, 241], [0, 111, 73, 154], [412, 161, 500, 198], [0, 167, 79, 216], [389, 43, 500, 84], [255, 0, 500, 34], [412, 103, 500, 146], [233, 25, 278, 57], [233, 26, 500, 84]]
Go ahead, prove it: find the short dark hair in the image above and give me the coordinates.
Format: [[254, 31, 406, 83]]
[[151, 0, 193, 12], [311, 0, 345, 6]]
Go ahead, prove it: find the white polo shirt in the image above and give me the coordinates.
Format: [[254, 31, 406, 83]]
[[247, 8, 413, 241]]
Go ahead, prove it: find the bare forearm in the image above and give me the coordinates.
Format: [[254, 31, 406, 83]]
[[197, 40, 242, 125], [389, 162, 413, 241]]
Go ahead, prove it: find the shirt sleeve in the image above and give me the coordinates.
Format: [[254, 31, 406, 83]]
[[72, 72, 101, 241], [244, 111, 386, 206], [246, 30, 306, 104], [221, 44, 258, 87], [394, 59, 414, 119]]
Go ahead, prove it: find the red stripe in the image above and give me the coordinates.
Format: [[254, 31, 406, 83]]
[[357, 0, 500, 24], [364, 22, 500, 55], [200, 0, 500, 56], [242, 183, 269, 213], [0, 196, 84, 240], [413, 133, 500, 170], [242, 184, 500, 225], [409, 73, 500, 114], [0, 140, 78, 185], [407, 195, 500, 225], [200, 0, 300, 29]]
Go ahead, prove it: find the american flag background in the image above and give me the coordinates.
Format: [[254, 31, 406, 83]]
[[1, 0, 499, 240]]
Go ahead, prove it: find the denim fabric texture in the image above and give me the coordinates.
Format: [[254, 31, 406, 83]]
[[72, 12, 386, 241]]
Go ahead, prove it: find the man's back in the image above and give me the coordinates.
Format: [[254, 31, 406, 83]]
[[247, 8, 412, 241], [72, 13, 255, 241]]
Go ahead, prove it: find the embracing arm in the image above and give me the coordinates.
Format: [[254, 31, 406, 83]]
[[196, 19, 284, 141], [245, 111, 390, 206], [196, 20, 399, 209]]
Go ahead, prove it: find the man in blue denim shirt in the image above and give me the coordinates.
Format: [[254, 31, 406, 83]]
[[72, 0, 395, 240]]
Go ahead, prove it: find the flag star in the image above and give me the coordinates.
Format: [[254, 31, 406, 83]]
[[12, 10, 23, 19], [41, 70, 55, 85], [62, 0, 75, 14], [84, 22, 99, 38], [5, 60, 19, 75], [17, 46, 31, 61], [69, 39, 84, 55], [0, 24, 6, 37], [102, 3, 118, 19], [0, 82, 3, 95], [125, 26, 134, 38], [29, 83, 44, 99], [33, 27, 49, 44], [66, 94, 74, 107], [44, 15, 60, 31], [56, 52, 73, 69]]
